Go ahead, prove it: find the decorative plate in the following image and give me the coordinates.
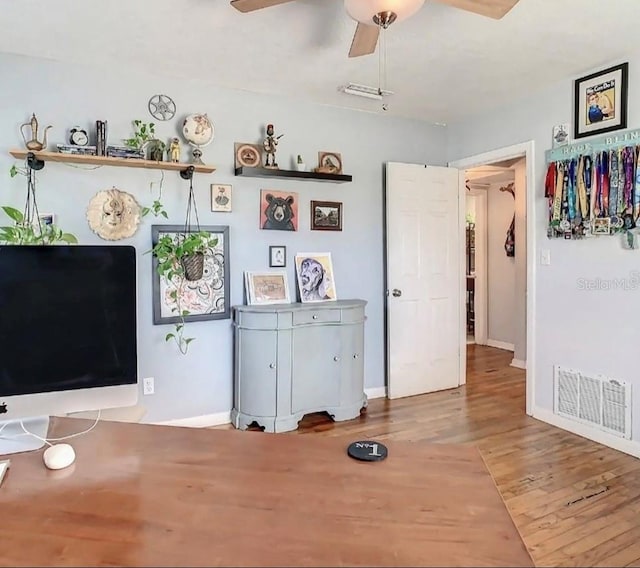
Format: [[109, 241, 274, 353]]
[[318, 151, 343, 174], [235, 143, 261, 168], [182, 113, 214, 147]]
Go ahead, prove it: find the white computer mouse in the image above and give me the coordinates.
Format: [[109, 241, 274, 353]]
[[43, 443, 76, 470]]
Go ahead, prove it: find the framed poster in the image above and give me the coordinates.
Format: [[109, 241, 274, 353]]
[[310, 200, 342, 231], [294, 252, 337, 303], [574, 62, 628, 139], [151, 225, 230, 325], [245, 270, 290, 305], [269, 245, 286, 267], [211, 184, 232, 212]]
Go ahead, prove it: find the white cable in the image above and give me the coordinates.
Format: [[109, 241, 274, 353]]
[[0, 409, 101, 447]]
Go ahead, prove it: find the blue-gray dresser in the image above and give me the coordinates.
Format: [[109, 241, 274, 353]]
[[231, 299, 368, 433]]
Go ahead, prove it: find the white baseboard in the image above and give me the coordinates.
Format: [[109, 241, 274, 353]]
[[154, 389, 387, 428], [532, 406, 640, 459], [153, 411, 231, 428], [365, 386, 387, 400], [487, 339, 515, 352], [510, 358, 526, 369]]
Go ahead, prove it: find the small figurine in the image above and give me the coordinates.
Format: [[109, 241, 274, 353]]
[[20, 113, 52, 152], [168, 137, 181, 163], [263, 124, 283, 169]]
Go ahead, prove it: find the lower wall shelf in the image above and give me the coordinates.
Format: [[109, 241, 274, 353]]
[[235, 166, 352, 183], [9, 149, 216, 174]]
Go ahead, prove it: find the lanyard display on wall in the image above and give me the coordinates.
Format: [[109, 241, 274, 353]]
[[545, 128, 640, 249]]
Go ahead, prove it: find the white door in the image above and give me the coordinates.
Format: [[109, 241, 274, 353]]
[[386, 162, 463, 399]]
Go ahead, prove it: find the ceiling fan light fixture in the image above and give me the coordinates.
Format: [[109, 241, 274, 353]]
[[344, 0, 425, 25]]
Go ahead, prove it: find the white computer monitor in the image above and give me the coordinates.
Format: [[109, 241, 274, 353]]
[[0, 245, 139, 455]]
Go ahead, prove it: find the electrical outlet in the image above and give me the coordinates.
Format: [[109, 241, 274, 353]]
[[143, 377, 155, 396]]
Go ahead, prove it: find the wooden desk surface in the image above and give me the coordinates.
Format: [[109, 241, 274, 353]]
[[0, 418, 532, 567]]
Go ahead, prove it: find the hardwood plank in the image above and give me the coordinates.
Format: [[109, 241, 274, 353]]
[[216, 344, 640, 566]]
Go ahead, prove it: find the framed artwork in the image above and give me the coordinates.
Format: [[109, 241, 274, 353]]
[[552, 123, 569, 148], [317, 151, 343, 174], [294, 252, 337, 303], [211, 184, 232, 212], [574, 62, 628, 139], [38, 213, 55, 226], [234, 142, 262, 168], [269, 245, 286, 267], [260, 189, 298, 231], [245, 270, 291, 305], [151, 225, 230, 325], [310, 200, 342, 231]]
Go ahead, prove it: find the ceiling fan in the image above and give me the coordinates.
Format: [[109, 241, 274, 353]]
[[230, 0, 520, 58]]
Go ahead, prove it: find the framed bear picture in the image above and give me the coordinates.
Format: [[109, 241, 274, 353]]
[[259, 189, 298, 231]]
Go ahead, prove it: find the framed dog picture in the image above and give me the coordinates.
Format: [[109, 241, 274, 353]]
[[294, 252, 337, 303], [574, 62, 628, 139]]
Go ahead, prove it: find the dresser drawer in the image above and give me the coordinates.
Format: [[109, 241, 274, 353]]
[[292, 308, 341, 326]]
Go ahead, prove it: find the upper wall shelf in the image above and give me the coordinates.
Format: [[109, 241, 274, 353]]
[[235, 166, 352, 184], [9, 149, 216, 175]]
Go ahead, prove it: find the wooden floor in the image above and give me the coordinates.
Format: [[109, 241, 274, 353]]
[[233, 345, 640, 567]]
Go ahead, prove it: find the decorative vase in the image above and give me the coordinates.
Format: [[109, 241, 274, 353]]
[[181, 252, 204, 281]]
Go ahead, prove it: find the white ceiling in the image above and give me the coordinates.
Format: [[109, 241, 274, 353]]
[[1, 0, 639, 123]]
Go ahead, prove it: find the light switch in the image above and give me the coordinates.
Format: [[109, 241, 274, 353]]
[[540, 249, 551, 265]]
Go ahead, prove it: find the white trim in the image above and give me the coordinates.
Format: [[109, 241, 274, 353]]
[[533, 406, 640, 459], [487, 339, 515, 351], [365, 386, 387, 399], [148, 390, 388, 426], [449, 140, 536, 417], [153, 411, 231, 428], [511, 358, 526, 369], [458, 171, 467, 386]]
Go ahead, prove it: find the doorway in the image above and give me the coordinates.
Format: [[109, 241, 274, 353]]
[[450, 141, 536, 416], [383, 142, 535, 415]]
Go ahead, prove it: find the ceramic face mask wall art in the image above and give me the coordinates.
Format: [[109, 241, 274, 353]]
[[86, 187, 141, 241]]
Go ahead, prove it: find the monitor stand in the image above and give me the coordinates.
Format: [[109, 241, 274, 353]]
[[0, 416, 49, 456]]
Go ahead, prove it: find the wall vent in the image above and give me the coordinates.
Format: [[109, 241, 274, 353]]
[[554, 365, 632, 439]]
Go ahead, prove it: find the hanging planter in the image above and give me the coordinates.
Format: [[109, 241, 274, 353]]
[[181, 251, 205, 281], [149, 170, 218, 355]]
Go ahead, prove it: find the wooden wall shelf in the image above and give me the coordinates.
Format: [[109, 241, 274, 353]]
[[9, 150, 216, 174], [235, 166, 352, 184]]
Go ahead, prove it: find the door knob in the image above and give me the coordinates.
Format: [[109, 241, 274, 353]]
[[392, 289, 402, 297]]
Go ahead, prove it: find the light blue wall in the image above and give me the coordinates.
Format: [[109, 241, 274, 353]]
[[447, 51, 640, 439], [0, 53, 447, 422]]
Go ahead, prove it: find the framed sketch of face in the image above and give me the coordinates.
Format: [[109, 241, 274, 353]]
[[294, 252, 337, 303]]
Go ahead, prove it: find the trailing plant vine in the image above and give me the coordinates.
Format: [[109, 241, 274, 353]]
[[2, 164, 78, 245], [151, 230, 218, 354], [149, 172, 217, 355]]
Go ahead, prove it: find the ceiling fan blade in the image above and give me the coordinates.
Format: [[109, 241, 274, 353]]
[[433, 0, 520, 19], [230, 0, 297, 13], [348, 23, 380, 58]]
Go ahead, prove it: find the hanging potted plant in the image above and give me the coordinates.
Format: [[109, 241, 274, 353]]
[[150, 172, 217, 354], [3, 163, 78, 245]]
